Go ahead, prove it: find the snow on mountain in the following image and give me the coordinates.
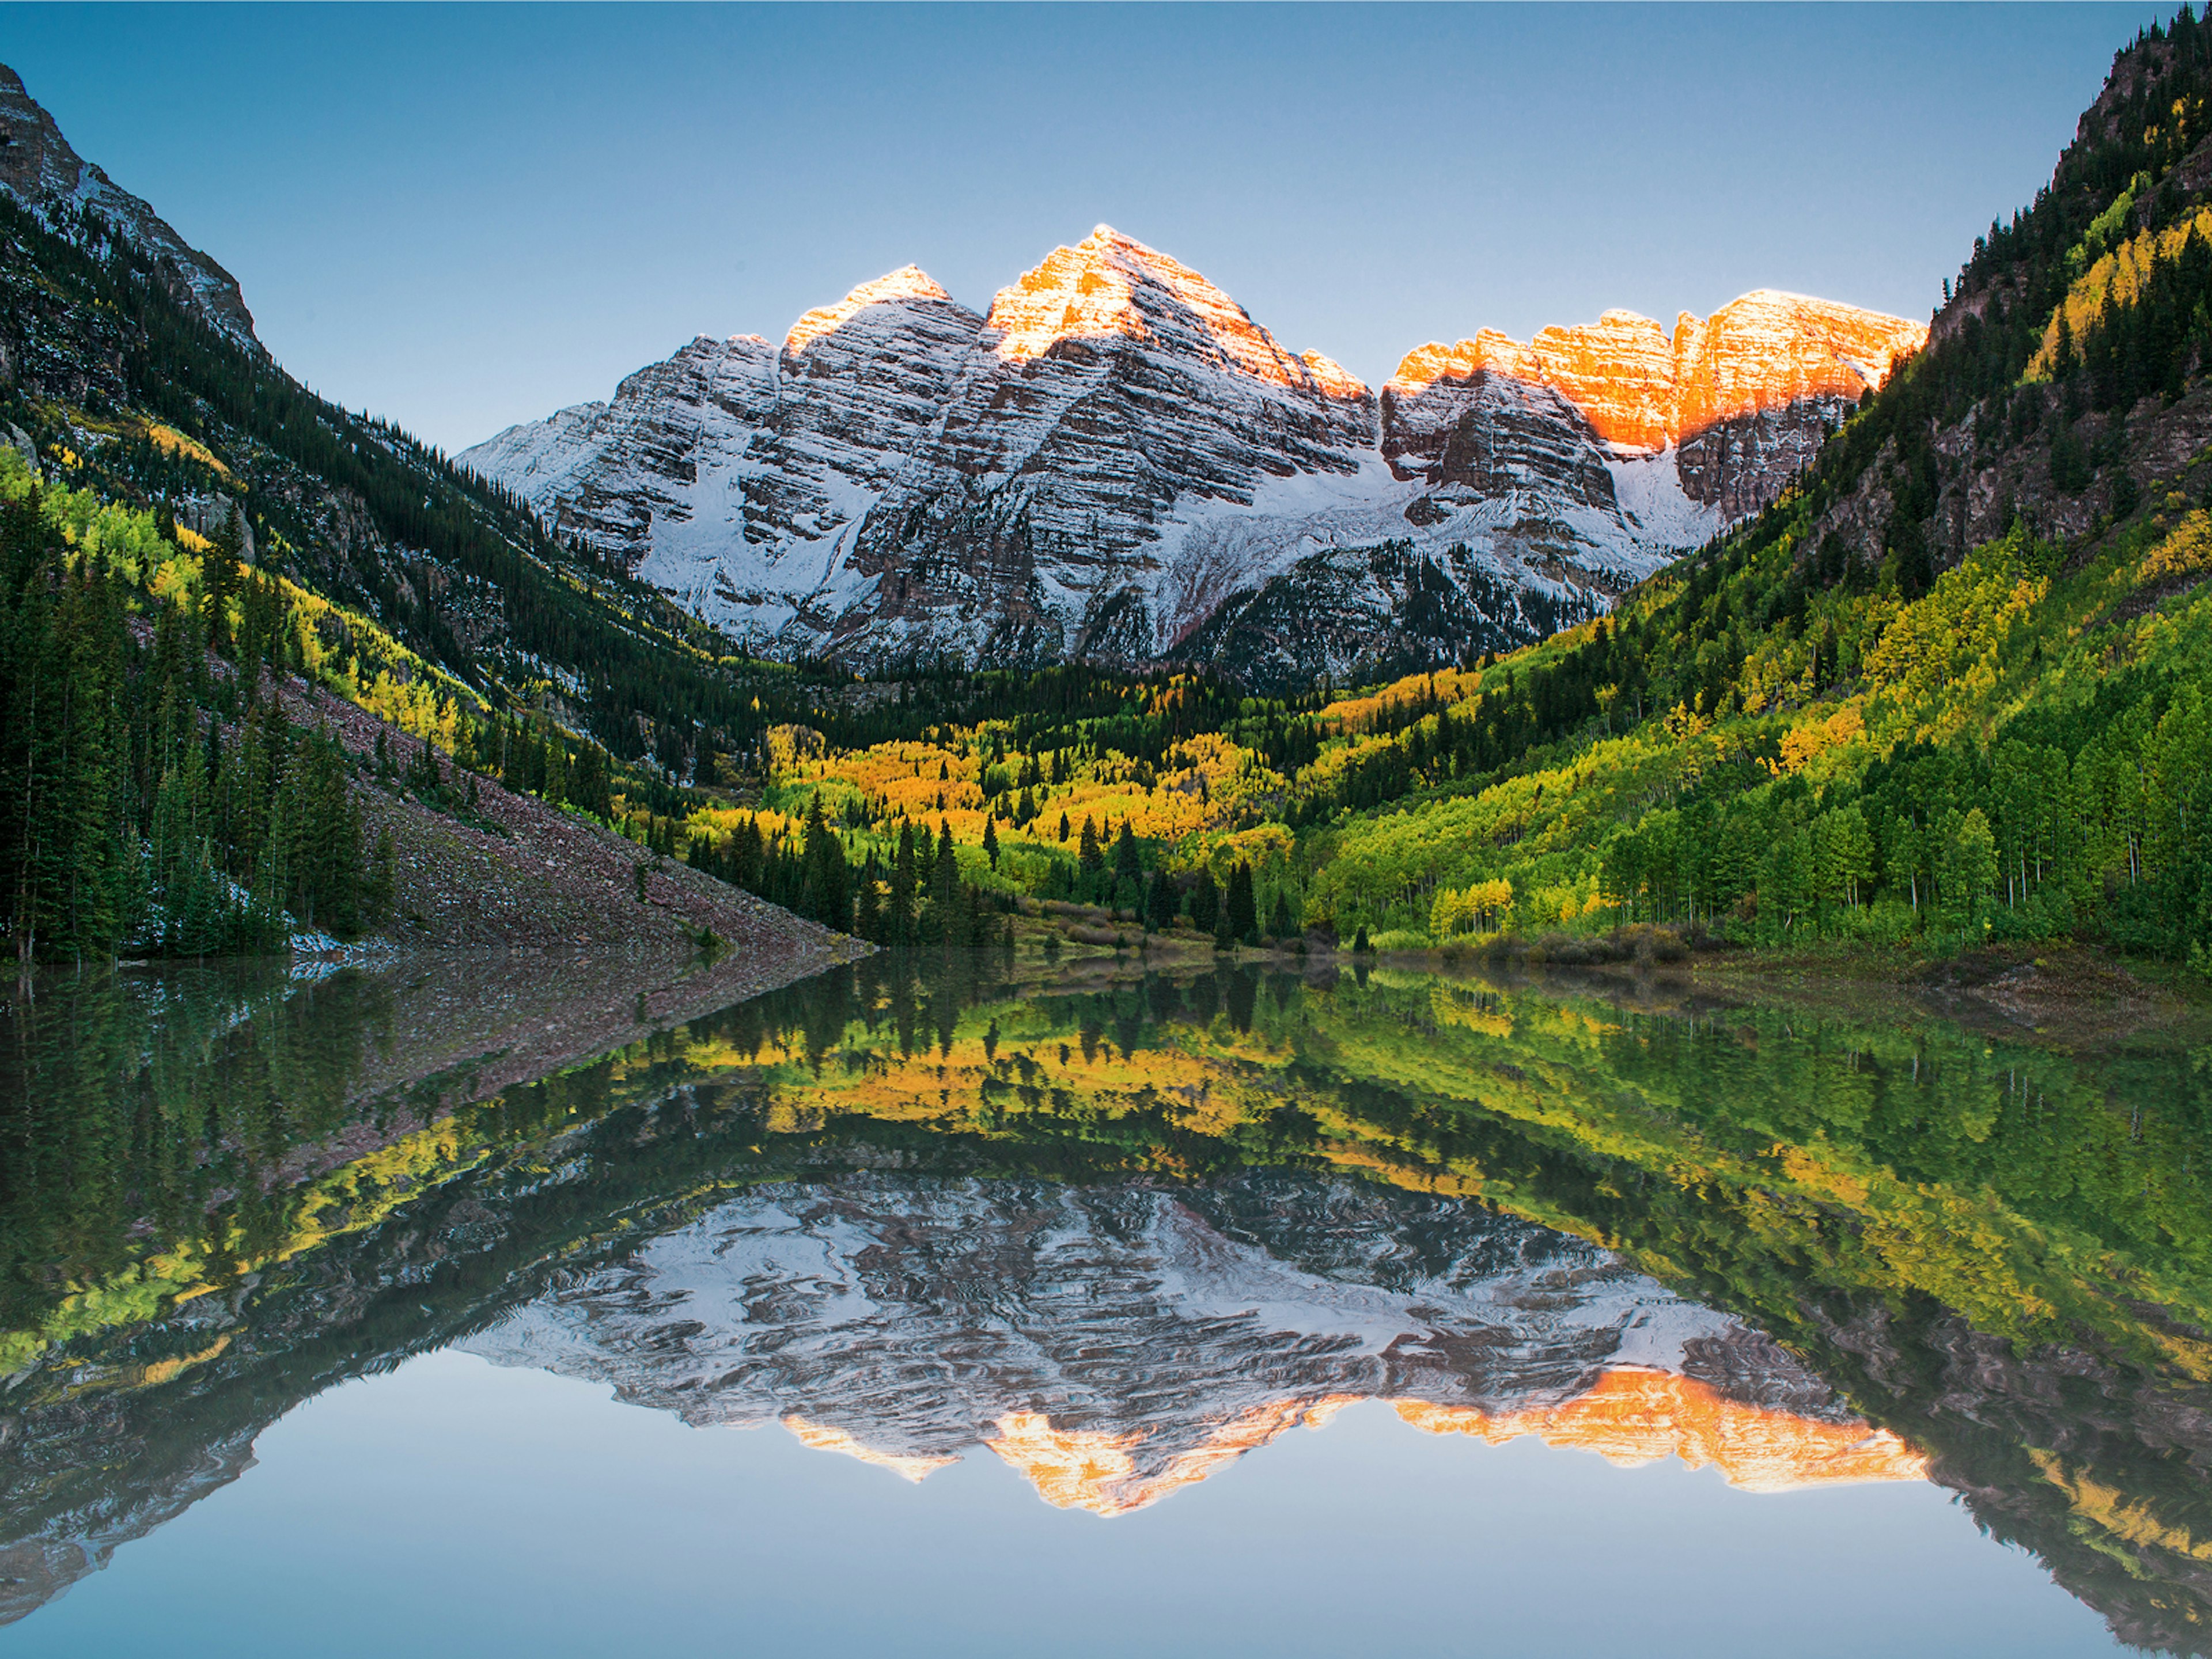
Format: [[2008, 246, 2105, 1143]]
[[461, 1174, 1921, 1514], [462, 230, 1925, 675], [0, 65, 261, 353]]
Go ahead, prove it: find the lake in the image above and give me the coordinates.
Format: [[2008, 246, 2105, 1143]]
[[2, 946, 2205, 1657]]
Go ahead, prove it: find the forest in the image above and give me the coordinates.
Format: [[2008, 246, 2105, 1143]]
[[6, 13, 2212, 972]]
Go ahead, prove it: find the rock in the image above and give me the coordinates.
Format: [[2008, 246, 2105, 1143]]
[[0, 64, 262, 353], [461, 1172, 1909, 1514], [464, 246, 1923, 677]]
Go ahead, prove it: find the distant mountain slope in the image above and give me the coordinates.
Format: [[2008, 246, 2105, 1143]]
[[1232, 8, 2212, 974], [0, 66, 259, 351], [0, 62, 869, 787], [465, 228, 1922, 678]]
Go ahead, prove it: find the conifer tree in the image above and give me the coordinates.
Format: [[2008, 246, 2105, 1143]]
[[932, 820, 957, 914], [1189, 865, 1219, 935], [889, 819, 917, 945], [802, 792, 850, 931], [855, 851, 882, 943], [1113, 820, 1141, 894], [1144, 872, 1178, 933], [1227, 861, 1257, 945], [202, 503, 242, 659]]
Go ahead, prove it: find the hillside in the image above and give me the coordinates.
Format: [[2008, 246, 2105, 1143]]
[[0, 63, 926, 964], [10, 13, 2212, 979], [0, 66, 918, 801]]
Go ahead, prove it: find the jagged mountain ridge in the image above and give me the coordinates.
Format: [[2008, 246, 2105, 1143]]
[[0, 62, 871, 789], [464, 229, 1923, 676], [0, 66, 259, 353]]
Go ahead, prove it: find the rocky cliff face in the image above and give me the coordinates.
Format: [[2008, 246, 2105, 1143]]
[[1381, 292, 1927, 526], [0, 66, 260, 353], [465, 240, 1922, 676]]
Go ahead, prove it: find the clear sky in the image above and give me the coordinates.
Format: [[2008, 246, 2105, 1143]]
[[0, 2, 2174, 453]]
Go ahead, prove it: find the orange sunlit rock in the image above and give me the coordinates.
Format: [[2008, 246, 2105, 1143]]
[[1300, 349, 1371, 401], [986, 226, 1368, 403], [1394, 1368, 1928, 1493], [986, 1411, 1146, 1511], [782, 1415, 961, 1483], [785, 265, 953, 356], [1387, 291, 1925, 454]]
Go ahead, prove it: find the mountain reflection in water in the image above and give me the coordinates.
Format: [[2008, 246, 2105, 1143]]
[[0, 948, 2207, 1652]]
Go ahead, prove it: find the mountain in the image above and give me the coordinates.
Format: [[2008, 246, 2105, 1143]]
[[463, 229, 1922, 679], [0, 66, 259, 353], [0, 62, 874, 794], [702, 12, 2212, 984], [0, 63, 952, 964]]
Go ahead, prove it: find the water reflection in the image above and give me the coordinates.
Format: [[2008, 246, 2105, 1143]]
[[1, 950, 2207, 1652]]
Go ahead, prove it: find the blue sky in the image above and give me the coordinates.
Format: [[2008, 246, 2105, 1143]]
[[0, 3, 2171, 452]]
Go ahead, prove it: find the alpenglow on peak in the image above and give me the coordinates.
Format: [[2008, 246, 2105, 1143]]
[[461, 228, 1922, 681], [785, 265, 955, 355]]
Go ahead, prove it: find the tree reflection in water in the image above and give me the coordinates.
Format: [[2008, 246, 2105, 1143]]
[[2, 949, 2208, 1652]]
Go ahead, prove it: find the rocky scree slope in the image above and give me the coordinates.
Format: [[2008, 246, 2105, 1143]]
[[465, 228, 1922, 680]]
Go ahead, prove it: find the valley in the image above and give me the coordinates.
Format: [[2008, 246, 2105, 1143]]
[[1, 16, 2209, 990]]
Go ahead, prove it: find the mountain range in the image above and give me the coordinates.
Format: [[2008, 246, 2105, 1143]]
[[0, 56, 1921, 700], [462, 229, 1922, 679]]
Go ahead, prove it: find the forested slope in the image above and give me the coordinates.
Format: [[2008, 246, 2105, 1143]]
[[0, 86, 911, 960], [631, 11, 2212, 978], [14, 15, 2212, 972]]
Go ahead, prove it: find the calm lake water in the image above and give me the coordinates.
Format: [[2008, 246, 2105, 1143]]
[[2, 948, 2206, 1657]]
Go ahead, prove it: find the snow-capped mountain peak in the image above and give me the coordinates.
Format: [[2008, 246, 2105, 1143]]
[[985, 225, 1354, 406], [785, 264, 961, 355], [461, 230, 1923, 679]]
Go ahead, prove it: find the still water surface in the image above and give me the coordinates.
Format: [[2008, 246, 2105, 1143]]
[[2, 948, 2204, 1656]]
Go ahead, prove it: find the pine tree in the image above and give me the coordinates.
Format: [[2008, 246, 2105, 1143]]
[[890, 819, 917, 945], [1227, 861, 1257, 945], [1190, 865, 1219, 934], [1113, 820, 1141, 891], [982, 815, 999, 869], [802, 792, 850, 931], [931, 820, 957, 914], [202, 503, 242, 659], [1144, 871, 1179, 933], [855, 851, 882, 943]]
